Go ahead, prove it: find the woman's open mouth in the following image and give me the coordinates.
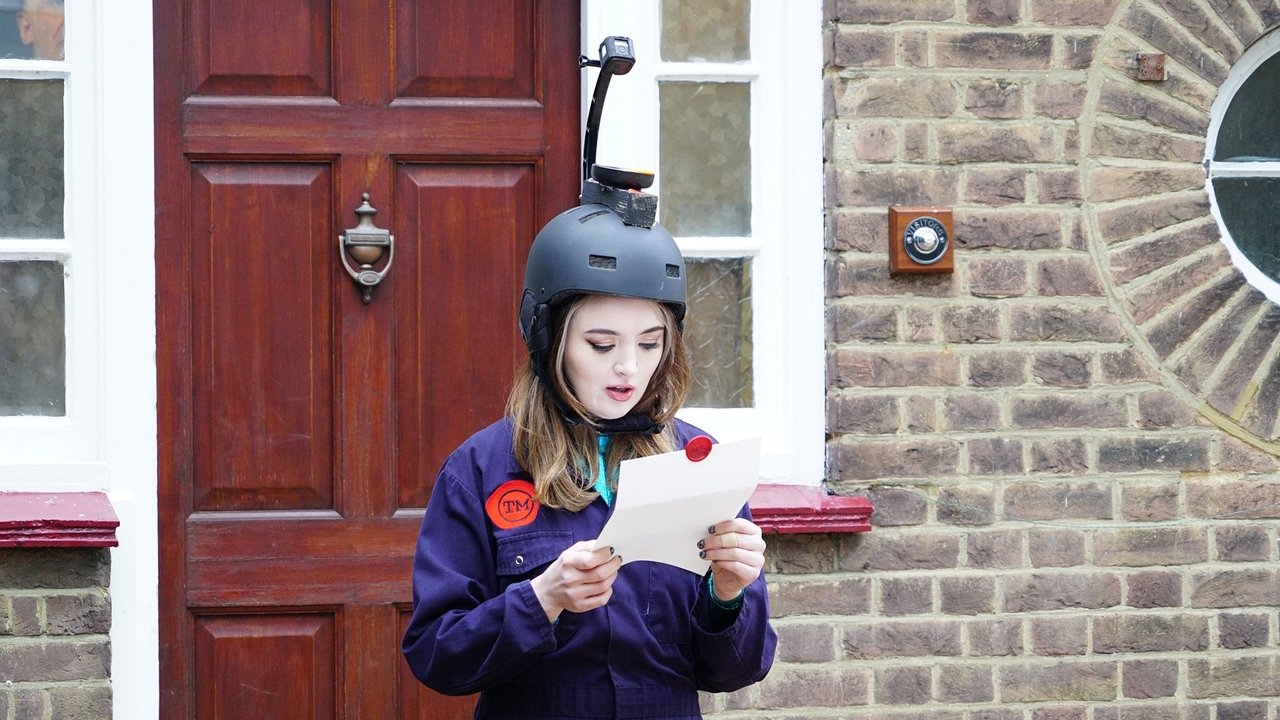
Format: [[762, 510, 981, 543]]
[[605, 385, 634, 403]]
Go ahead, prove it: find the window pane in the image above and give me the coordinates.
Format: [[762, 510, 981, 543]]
[[661, 0, 749, 63], [0, 0, 64, 60], [1217, 51, 1280, 161], [1213, 176, 1280, 283], [0, 78, 64, 238], [684, 258, 752, 408], [659, 81, 751, 237], [0, 259, 65, 415]]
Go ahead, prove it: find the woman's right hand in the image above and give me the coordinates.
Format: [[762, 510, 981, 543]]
[[529, 541, 622, 622]]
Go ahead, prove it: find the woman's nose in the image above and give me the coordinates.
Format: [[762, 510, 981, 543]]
[[614, 348, 638, 375]]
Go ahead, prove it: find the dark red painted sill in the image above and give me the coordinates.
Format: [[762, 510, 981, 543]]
[[0, 486, 862, 546], [750, 483, 872, 535], [0, 492, 120, 548]]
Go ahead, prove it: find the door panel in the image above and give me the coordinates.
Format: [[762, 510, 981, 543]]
[[395, 0, 534, 98], [190, 163, 335, 512], [189, 0, 332, 97], [186, 517, 413, 606], [393, 163, 533, 508], [194, 612, 337, 720], [157, 1, 580, 717]]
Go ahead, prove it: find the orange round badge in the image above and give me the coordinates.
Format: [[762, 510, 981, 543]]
[[485, 480, 539, 530]]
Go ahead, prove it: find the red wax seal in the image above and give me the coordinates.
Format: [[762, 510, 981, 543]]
[[485, 480, 539, 530], [684, 435, 713, 462]]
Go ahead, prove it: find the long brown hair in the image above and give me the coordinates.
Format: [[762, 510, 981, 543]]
[[507, 295, 692, 511]]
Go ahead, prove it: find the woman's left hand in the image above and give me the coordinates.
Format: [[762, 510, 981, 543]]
[[699, 518, 766, 603]]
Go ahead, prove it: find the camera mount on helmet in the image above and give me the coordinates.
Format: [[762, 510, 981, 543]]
[[578, 36, 657, 228]]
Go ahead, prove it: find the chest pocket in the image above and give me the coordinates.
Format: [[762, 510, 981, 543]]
[[495, 530, 574, 578]]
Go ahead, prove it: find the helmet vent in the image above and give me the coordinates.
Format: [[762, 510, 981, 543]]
[[589, 254, 618, 270], [665, 264, 681, 278], [578, 209, 612, 224]]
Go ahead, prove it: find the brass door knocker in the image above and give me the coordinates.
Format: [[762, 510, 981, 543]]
[[338, 193, 395, 304]]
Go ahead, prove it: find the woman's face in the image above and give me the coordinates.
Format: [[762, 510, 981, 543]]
[[561, 295, 667, 420]]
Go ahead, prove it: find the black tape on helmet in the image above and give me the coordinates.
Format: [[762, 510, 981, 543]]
[[519, 203, 686, 361]]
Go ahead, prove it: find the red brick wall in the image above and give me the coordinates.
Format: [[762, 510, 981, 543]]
[[0, 549, 113, 718], [705, 0, 1280, 716]]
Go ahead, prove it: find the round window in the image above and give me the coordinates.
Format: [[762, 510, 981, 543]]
[[1207, 33, 1280, 304]]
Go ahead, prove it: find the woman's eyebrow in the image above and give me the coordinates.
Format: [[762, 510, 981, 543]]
[[583, 325, 665, 335]]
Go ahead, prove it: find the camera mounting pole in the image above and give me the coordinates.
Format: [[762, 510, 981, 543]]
[[578, 36, 658, 227], [579, 36, 635, 183]]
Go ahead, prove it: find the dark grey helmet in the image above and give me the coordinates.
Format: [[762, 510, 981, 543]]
[[519, 203, 686, 360]]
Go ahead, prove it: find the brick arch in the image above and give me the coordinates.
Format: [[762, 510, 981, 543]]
[[1082, 0, 1280, 454]]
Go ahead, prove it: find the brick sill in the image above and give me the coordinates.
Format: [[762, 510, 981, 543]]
[[0, 492, 120, 548], [750, 483, 873, 535]]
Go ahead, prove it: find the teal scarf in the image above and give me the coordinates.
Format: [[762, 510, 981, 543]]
[[593, 435, 614, 506]]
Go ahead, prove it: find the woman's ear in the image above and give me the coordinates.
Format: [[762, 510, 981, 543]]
[[15, 11, 34, 45]]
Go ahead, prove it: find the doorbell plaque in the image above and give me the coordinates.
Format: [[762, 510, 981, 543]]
[[888, 206, 954, 275]]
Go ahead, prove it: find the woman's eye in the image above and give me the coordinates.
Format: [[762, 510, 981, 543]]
[[590, 343, 614, 353], [639, 342, 661, 351]]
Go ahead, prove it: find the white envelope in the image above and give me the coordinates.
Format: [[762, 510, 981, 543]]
[[592, 436, 761, 575]]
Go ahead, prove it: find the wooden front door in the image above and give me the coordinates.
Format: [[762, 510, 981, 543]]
[[155, 3, 580, 718]]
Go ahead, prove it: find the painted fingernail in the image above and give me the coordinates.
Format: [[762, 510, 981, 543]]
[[609, 546, 615, 554], [707, 525, 716, 534], [697, 539, 705, 549], [698, 551, 706, 559]]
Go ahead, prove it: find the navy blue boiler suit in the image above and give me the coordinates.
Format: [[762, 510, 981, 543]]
[[402, 418, 777, 719]]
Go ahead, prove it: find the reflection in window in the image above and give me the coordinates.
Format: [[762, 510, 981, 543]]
[[1209, 37, 1280, 300], [1216, 51, 1280, 162], [0, 0, 64, 60], [1211, 177, 1280, 283], [0, 260, 65, 415], [659, 81, 751, 237], [0, 78, 64, 238], [661, 0, 749, 63], [684, 258, 752, 408]]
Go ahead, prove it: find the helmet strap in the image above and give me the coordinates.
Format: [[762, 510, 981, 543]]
[[595, 413, 664, 435]]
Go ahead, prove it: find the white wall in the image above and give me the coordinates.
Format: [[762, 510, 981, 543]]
[[100, 2, 158, 718]]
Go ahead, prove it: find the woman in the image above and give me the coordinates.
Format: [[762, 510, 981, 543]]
[[402, 203, 776, 718]]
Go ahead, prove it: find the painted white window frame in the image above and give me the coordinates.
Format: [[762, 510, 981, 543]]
[[0, 16, 101, 474], [1205, 29, 1280, 306], [583, 0, 824, 485], [2, 3, 159, 720]]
